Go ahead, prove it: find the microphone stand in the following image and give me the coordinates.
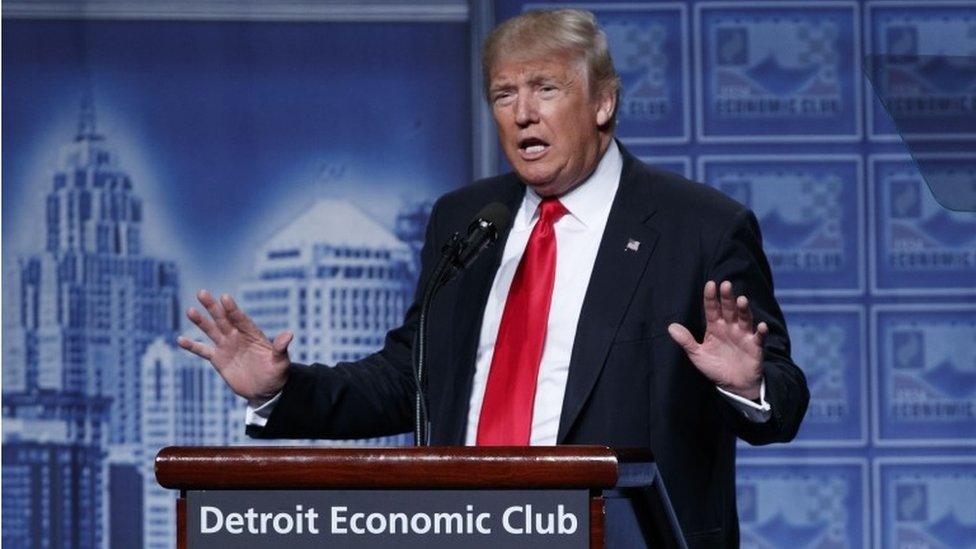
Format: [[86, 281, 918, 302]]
[[411, 202, 509, 447], [413, 233, 462, 446]]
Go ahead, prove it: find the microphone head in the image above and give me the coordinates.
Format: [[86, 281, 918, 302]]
[[469, 202, 512, 239], [450, 202, 513, 273]]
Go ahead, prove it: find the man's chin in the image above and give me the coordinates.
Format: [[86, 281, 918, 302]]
[[511, 161, 579, 196], [515, 172, 558, 195], [524, 179, 572, 198]]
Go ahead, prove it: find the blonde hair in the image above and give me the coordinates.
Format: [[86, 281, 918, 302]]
[[482, 8, 620, 120]]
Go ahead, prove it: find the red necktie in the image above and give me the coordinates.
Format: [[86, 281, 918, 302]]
[[477, 198, 568, 445]]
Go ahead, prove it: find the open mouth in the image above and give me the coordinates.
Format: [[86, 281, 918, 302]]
[[518, 137, 550, 159]]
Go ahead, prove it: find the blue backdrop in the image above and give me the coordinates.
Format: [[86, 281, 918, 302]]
[[3, 1, 974, 548]]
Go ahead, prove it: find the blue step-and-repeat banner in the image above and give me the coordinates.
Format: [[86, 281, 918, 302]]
[[3, 1, 974, 547]]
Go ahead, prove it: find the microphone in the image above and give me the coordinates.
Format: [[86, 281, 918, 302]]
[[449, 202, 512, 274], [413, 202, 511, 446]]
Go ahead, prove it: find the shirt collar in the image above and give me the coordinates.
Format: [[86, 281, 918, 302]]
[[518, 140, 623, 230]]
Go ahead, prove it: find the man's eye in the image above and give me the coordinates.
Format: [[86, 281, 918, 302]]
[[493, 92, 515, 105]]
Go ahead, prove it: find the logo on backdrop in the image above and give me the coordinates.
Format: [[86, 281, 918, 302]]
[[596, 6, 689, 143], [737, 461, 866, 548], [782, 308, 865, 445], [871, 156, 976, 294], [877, 460, 976, 548], [697, 2, 860, 141], [867, 4, 976, 139], [874, 307, 976, 445], [700, 156, 862, 295]]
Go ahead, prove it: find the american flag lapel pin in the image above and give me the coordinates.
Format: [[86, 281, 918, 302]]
[[626, 238, 641, 252]]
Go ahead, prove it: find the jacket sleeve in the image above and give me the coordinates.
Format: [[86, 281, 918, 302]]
[[706, 209, 810, 445], [247, 198, 446, 440]]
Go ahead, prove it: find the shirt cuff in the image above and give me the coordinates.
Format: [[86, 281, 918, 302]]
[[244, 391, 283, 427], [716, 378, 771, 423]]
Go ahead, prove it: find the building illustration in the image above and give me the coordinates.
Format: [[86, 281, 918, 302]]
[[239, 199, 418, 446], [3, 101, 181, 548], [2, 100, 427, 547], [139, 339, 243, 548]]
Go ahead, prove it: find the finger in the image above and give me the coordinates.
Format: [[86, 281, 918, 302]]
[[736, 295, 754, 333], [198, 289, 231, 334], [272, 331, 294, 355], [176, 336, 214, 360], [754, 321, 769, 348], [719, 280, 737, 325], [667, 323, 699, 354], [186, 307, 222, 343], [221, 293, 264, 337], [703, 280, 721, 324]]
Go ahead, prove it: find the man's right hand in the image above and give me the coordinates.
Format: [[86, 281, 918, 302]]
[[177, 289, 293, 407]]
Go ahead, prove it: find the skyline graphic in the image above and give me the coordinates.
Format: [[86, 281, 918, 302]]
[[2, 17, 470, 547], [3, 94, 435, 548]]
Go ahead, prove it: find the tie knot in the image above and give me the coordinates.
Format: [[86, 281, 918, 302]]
[[538, 198, 568, 226]]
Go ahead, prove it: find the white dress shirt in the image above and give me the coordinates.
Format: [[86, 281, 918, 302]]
[[463, 142, 622, 445], [248, 141, 771, 433], [463, 141, 770, 445]]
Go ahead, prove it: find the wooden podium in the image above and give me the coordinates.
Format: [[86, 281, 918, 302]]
[[156, 445, 686, 548]]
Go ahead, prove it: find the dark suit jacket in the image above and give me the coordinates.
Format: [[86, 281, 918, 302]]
[[251, 145, 809, 548]]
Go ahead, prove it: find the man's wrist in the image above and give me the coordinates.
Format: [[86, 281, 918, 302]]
[[716, 378, 770, 423], [719, 381, 761, 401], [247, 375, 288, 408]]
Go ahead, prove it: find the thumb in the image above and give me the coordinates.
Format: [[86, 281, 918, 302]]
[[667, 323, 699, 354], [272, 331, 293, 354]]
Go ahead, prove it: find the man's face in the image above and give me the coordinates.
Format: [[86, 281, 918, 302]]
[[488, 54, 614, 197]]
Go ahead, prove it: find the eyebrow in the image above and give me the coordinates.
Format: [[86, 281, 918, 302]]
[[527, 74, 561, 86], [490, 72, 566, 91], [488, 82, 515, 97]]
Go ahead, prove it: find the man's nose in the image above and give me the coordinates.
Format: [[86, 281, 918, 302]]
[[514, 94, 539, 126]]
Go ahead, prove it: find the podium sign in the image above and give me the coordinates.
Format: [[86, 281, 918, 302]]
[[187, 489, 588, 548], [157, 446, 686, 548]]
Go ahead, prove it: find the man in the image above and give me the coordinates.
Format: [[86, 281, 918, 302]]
[[178, 9, 808, 547]]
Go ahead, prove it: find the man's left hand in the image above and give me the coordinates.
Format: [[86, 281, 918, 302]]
[[667, 280, 766, 400]]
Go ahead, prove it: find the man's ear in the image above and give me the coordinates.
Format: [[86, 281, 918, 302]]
[[595, 87, 617, 127]]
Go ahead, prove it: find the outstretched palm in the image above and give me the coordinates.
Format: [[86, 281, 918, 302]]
[[667, 280, 766, 400], [177, 290, 293, 406]]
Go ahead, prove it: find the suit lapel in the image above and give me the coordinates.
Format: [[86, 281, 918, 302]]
[[440, 178, 525, 445], [557, 150, 660, 443]]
